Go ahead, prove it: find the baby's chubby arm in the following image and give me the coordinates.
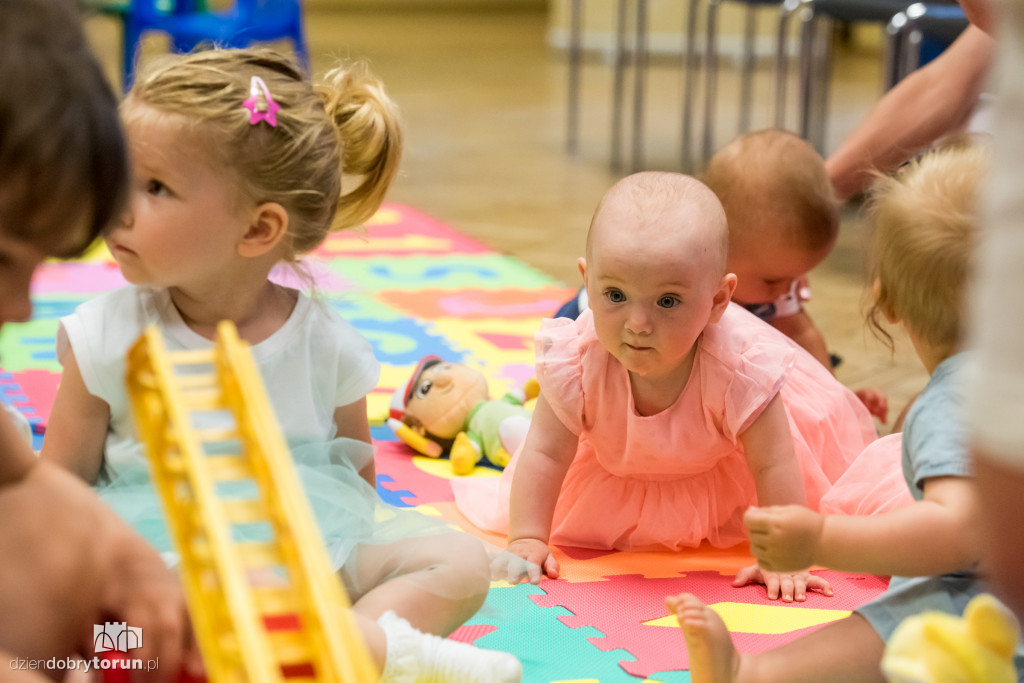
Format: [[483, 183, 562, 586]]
[[739, 393, 806, 510], [39, 348, 109, 484], [746, 475, 978, 577], [735, 394, 832, 601], [505, 394, 579, 584]]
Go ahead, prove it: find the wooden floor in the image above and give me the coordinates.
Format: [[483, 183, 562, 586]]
[[82, 5, 928, 431]]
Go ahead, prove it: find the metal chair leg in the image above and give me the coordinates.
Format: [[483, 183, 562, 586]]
[[796, 4, 816, 141], [566, 0, 584, 155], [681, 0, 702, 173], [702, 0, 722, 164], [902, 26, 923, 76], [610, 0, 629, 172], [774, 0, 802, 129], [807, 15, 832, 152], [631, 0, 649, 172], [738, 3, 757, 134]]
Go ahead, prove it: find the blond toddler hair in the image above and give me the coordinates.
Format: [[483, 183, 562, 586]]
[[868, 142, 989, 356], [124, 47, 403, 261]]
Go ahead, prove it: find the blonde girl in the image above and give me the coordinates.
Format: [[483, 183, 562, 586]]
[[42, 48, 520, 682]]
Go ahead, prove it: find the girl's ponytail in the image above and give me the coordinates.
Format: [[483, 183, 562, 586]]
[[317, 63, 403, 232]]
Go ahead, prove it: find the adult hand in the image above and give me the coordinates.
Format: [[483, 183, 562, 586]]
[[89, 523, 201, 682]]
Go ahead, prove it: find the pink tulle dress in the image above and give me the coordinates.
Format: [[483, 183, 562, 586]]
[[819, 433, 915, 516], [451, 304, 880, 551]]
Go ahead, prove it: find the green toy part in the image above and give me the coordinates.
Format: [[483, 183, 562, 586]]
[[451, 395, 532, 475]]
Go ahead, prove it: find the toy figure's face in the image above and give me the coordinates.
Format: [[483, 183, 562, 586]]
[[404, 362, 489, 439]]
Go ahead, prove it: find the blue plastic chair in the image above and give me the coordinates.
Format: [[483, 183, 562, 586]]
[[120, 0, 308, 89]]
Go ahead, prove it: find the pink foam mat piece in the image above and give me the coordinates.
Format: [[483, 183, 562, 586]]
[[377, 287, 575, 319], [531, 570, 889, 678], [319, 205, 492, 257], [374, 440, 455, 504], [3, 369, 60, 427], [30, 261, 126, 295], [448, 623, 498, 644]]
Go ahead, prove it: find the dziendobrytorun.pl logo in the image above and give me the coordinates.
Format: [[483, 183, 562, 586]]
[[94, 622, 142, 653], [8, 622, 160, 674]]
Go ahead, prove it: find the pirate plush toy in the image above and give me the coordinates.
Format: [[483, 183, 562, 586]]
[[388, 355, 538, 475]]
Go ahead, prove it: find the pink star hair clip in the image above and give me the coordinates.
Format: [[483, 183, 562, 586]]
[[242, 75, 280, 127]]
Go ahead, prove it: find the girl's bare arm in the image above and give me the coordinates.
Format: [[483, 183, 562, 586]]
[[39, 349, 110, 484], [332, 397, 374, 486]]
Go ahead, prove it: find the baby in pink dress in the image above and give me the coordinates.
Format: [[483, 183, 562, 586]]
[[452, 171, 877, 601]]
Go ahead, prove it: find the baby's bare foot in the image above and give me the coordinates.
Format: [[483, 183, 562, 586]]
[[666, 593, 740, 683]]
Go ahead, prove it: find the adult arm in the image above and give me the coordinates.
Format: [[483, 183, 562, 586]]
[[506, 394, 580, 583], [38, 348, 109, 484], [0, 650, 49, 682], [0, 409, 36, 486], [974, 454, 1024, 620], [0, 458, 194, 682], [966, 0, 1024, 620], [826, 25, 995, 200]]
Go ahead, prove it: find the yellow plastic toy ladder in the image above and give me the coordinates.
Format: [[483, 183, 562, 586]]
[[126, 321, 378, 682]]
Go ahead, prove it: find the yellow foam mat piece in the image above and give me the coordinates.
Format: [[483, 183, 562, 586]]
[[412, 454, 502, 479], [644, 601, 851, 634]]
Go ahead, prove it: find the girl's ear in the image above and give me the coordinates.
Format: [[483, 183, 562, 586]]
[[577, 257, 588, 287], [238, 202, 289, 258], [707, 272, 737, 323]]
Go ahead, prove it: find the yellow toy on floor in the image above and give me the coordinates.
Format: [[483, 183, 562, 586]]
[[387, 355, 538, 475], [126, 322, 376, 682], [881, 593, 1020, 683]]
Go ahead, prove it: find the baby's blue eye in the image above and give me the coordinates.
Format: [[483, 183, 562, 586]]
[[658, 296, 680, 309], [606, 289, 626, 303]]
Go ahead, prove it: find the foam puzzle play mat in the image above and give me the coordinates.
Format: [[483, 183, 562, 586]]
[[0, 204, 890, 681]]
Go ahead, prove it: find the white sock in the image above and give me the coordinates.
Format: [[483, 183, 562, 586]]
[[377, 610, 522, 683]]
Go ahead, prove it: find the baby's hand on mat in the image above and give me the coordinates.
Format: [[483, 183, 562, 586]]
[[744, 505, 824, 572], [500, 538, 559, 584], [733, 563, 833, 602]]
